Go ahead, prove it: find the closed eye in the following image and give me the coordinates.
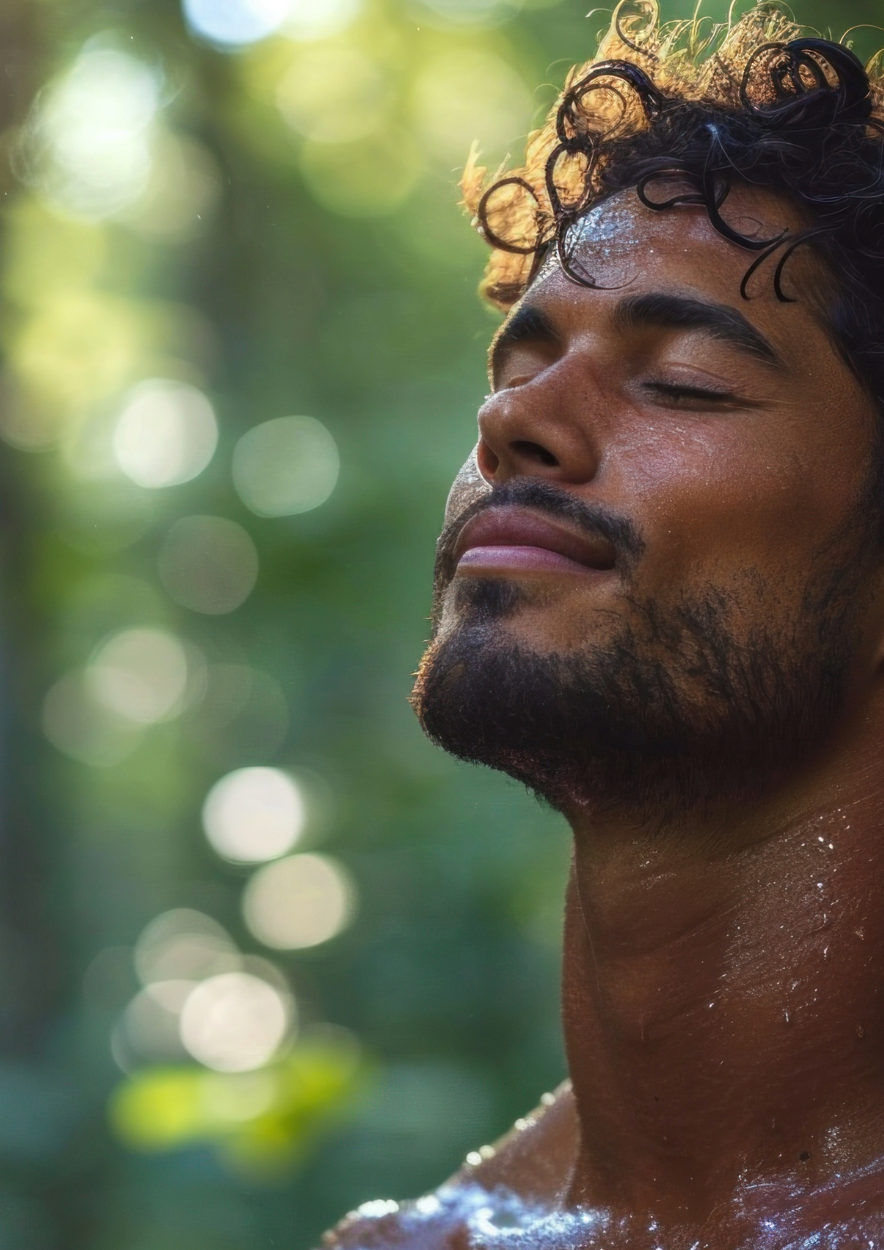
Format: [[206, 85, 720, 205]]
[[643, 380, 743, 407]]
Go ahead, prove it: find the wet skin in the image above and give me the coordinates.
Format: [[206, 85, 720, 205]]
[[323, 187, 884, 1248]]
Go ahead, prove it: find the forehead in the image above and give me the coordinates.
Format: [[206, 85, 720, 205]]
[[527, 184, 828, 356]]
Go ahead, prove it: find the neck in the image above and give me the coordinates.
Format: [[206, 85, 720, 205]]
[[561, 700, 884, 1227]]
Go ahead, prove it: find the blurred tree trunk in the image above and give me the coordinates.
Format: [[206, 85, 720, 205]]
[[0, 0, 55, 1058]]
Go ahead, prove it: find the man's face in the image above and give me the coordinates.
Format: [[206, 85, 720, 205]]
[[412, 187, 884, 816]]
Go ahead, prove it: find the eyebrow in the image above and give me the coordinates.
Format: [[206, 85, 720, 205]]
[[489, 289, 783, 385], [614, 292, 783, 367]]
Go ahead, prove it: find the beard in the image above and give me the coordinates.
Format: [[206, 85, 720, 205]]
[[411, 480, 873, 819]]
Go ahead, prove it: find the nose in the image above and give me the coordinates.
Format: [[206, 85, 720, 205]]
[[475, 373, 600, 487]]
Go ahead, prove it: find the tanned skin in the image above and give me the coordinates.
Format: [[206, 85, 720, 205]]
[[323, 184, 884, 1249]]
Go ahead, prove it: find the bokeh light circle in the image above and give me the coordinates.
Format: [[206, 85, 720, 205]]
[[158, 515, 259, 614], [285, 0, 361, 40], [42, 670, 141, 767], [299, 130, 421, 218], [232, 416, 339, 517], [276, 49, 386, 144], [416, 0, 521, 25], [118, 982, 193, 1064], [414, 51, 533, 164], [87, 627, 190, 724], [135, 909, 240, 985], [113, 379, 218, 488], [179, 972, 292, 1071], [242, 853, 356, 950], [24, 49, 160, 221], [182, 0, 294, 46], [202, 767, 305, 863]]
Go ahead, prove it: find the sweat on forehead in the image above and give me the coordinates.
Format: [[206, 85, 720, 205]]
[[516, 185, 840, 368], [530, 185, 794, 286]]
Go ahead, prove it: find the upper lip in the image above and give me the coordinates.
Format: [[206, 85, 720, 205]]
[[453, 506, 617, 570]]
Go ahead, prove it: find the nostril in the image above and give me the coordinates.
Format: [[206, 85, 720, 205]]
[[476, 440, 500, 480], [511, 440, 559, 468]]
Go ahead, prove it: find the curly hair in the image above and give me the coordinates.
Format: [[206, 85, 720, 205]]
[[462, 1, 884, 423]]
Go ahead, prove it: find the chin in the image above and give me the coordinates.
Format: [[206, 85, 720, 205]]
[[413, 569, 860, 820]]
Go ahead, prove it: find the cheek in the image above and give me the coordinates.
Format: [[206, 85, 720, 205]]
[[613, 415, 866, 584], [444, 447, 489, 527]]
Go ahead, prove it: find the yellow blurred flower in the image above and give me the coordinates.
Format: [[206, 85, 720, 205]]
[[10, 291, 145, 417], [109, 1031, 367, 1176]]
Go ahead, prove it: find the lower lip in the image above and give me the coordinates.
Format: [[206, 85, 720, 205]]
[[456, 545, 601, 575]]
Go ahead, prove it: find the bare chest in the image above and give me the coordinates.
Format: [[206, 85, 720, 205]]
[[322, 1177, 884, 1250]]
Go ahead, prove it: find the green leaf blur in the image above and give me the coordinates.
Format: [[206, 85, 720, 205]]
[[0, 1, 877, 1247]]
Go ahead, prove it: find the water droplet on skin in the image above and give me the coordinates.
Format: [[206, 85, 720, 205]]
[[466, 1151, 482, 1167], [514, 1118, 529, 1131], [423, 1182, 613, 1243], [479, 1145, 495, 1161], [540, 1091, 556, 1106], [357, 1200, 399, 1219]]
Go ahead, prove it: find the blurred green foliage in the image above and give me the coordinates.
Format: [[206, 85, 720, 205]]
[[0, 1, 881, 1247]]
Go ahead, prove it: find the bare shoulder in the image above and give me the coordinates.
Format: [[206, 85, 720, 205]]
[[320, 1081, 578, 1250]]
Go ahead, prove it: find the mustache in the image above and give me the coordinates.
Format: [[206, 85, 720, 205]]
[[433, 477, 646, 591]]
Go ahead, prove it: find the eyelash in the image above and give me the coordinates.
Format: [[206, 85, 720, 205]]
[[643, 381, 738, 405]]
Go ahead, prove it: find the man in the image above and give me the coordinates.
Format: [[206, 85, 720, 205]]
[[326, 3, 884, 1246]]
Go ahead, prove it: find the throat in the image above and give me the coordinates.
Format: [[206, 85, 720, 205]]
[[560, 786, 884, 1227]]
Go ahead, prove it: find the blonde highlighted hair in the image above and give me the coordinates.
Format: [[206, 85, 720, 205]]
[[461, 1, 884, 308]]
